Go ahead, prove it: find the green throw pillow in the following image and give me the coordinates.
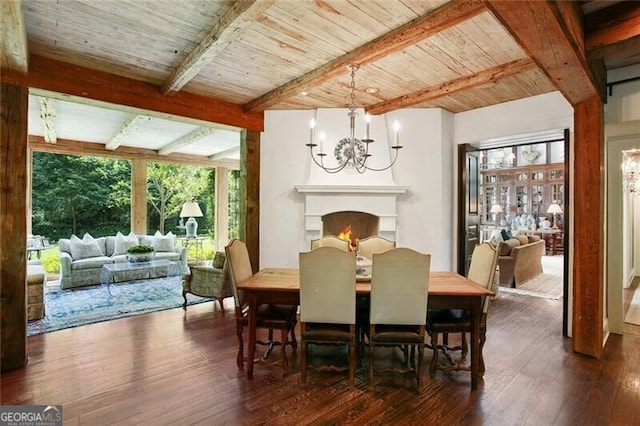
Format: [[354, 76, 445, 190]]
[[212, 251, 226, 269]]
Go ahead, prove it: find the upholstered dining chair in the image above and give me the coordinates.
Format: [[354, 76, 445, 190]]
[[310, 235, 350, 251], [428, 242, 498, 377], [367, 248, 430, 391], [225, 239, 298, 376], [356, 236, 395, 259], [299, 247, 357, 389]]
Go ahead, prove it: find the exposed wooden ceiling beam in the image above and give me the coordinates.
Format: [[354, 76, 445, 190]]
[[584, 2, 640, 64], [105, 114, 150, 151], [367, 58, 536, 115], [38, 97, 57, 144], [208, 146, 240, 160], [29, 136, 240, 170], [158, 127, 217, 156], [0, 0, 28, 73], [162, 0, 274, 95], [243, 0, 486, 112], [2, 55, 264, 132], [485, 0, 601, 105], [585, 1, 640, 50]]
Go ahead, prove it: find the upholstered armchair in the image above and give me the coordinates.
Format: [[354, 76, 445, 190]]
[[182, 251, 233, 311]]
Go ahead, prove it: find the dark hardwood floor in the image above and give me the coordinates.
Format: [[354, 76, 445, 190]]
[[2, 289, 639, 425]]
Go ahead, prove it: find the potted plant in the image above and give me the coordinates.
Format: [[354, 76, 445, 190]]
[[126, 244, 155, 263]]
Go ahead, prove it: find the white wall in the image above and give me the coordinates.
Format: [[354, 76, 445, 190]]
[[454, 92, 573, 145], [260, 108, 455, 270]]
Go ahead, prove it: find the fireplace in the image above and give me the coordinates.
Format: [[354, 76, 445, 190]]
[[295, 184, 408, 249], [322, 211, 379, 250]]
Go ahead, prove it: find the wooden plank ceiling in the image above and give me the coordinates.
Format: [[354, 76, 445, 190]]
[[1, 0, 639, 165]]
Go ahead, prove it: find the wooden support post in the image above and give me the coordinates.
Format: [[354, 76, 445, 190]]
[[131, 159, 147, 234], [1, 83, 29, 372], [572, 95, 605, 358], [215, 166, 229, 251], [240, 130, 260, 273]]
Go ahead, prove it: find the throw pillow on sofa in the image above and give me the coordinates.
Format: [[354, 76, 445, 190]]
[[212, 251, 225, 269], [69, 233, 103, 260], [151, 230, 175, 252], [114, 231, 138, 255]]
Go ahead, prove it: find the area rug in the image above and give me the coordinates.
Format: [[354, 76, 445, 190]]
[[624, 288, 640, 326], [28, 278, 212, 336], [499, 273, 563, 300]]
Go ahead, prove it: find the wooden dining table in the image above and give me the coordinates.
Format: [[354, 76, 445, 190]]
[[237, 268, 494, 390]]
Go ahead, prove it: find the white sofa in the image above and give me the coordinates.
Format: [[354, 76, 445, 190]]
[[59, 232, 187, 289]]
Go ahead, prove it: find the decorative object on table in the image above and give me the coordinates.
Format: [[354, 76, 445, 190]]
[[355, 254, 372, 278], [180, 198, 204, 237], [540, 218, 551, 229], [306, 64, 401, 173], [622, 149, 640, 194], [126, 244, 155, 263], [546, 203, 563, 229]]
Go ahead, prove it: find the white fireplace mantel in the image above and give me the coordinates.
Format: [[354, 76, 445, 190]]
[[295, 184, 408, 245]]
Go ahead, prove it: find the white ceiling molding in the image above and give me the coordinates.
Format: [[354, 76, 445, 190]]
[[158, 127, 217, 156], [105, 114, 149, 151], [38, 97, 56, 144]]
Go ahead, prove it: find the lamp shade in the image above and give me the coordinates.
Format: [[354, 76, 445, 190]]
[[490, 204, 503, 214], [180, 200, 203, 218], [546, 203, 563, 214]]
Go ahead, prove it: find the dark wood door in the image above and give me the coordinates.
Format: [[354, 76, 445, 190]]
[[457, 145, 480, 276]]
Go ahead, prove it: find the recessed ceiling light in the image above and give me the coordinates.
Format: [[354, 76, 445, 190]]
[[300, 91, 309, 96], [366, 87, 378, 94]]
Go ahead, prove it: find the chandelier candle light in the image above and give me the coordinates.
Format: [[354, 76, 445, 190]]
[[622, 150, 640, 194], [306, 64, 402, 173]]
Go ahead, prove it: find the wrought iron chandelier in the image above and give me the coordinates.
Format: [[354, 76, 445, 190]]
[[306, 64, 402, 174]]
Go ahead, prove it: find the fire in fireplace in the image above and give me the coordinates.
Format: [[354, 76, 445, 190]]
[[323, 211, 379, 251]]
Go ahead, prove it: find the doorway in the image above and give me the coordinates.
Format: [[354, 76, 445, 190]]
[[457, 129, 570, 336]]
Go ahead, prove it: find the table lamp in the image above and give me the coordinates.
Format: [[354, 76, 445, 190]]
[[546, 203, 563, 229], [180, 199, 203, 237], [490, 204, 503, 225]]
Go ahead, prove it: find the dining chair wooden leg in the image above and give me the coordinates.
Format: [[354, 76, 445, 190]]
[[368, 325, 375, 390], [236, 322, 244, 370], [429, 332, 439, 378], [461, 333, 469, 361], [349, 324, 356, 390], [300, 323, 307, 385], [417, 343, 424, 392], [280, 328, 289, 376], [290, 327, 298, 353], [479, 330, 487, 376]]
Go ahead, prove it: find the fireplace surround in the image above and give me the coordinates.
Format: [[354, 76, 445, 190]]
[[295, 184, 408, 249]]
